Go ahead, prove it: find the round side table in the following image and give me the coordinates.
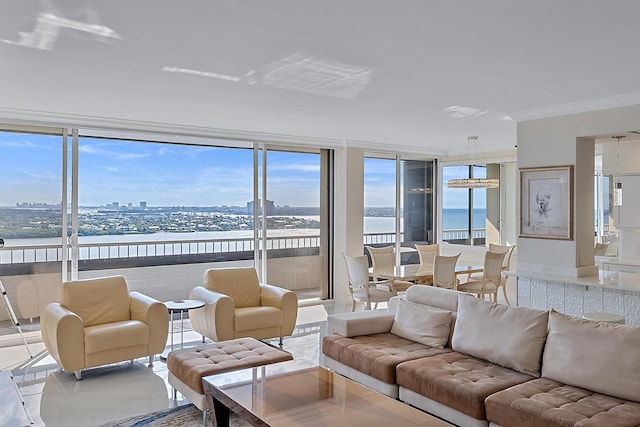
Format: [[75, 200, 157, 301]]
[[160, 299, 205, 360]]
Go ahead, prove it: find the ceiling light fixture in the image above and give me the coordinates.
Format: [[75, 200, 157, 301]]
[[447, 136, 499, 189], [612, 135, 625, 206]]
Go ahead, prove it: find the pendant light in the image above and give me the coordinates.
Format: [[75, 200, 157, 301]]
[[613, 136, 625, 206], [447, 136, 499, 189]]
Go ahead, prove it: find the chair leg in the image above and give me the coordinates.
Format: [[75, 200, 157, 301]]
[[279, 336, 283, 346], [202, 409, 209, 427], [202, 335, 206, 343], [351, 300, 356, 312], [148, 355, 154, 367], [74, 370, 82, 380], [502, 286, 511, 305]]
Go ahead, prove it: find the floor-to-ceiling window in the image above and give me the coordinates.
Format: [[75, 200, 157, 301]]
[[76, 134, 256, 301], [0, 128, 63, 324], [0, 125, 334, 334], [363, 157, 396, 247], [442, 165, 487, 246], [364, 155, 435, 264], [262, 148, 327, 302]]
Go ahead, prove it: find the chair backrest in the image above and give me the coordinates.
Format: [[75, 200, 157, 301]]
[[483, 250, 508, 284], [415, 243, 439, 267], [365, 245, 395, 271], [61, 276, 131, 327], [205, 267, 261, 308], [488, 243, 515, 269], [433, 253, 461, 289], [594, 243, 608, 256], [342, 254, 371, 292]]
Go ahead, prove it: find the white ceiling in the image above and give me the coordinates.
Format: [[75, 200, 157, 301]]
[[2, 1, 640, 156]]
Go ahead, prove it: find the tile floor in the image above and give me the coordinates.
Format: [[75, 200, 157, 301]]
[[1, 301, 350, 427]]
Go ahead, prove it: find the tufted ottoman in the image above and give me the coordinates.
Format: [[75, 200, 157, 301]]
[[167, 337, 292, 424]]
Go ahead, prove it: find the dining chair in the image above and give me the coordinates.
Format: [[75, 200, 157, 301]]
[[414, 243, 439, 268], [432, 253, 461, 289], [488, 243, 515, 304], [343, 254, 403, 311], [594, 242, 609, 256], [365, 245, 395, 281], [488, 243, 516, 272], [456, 250, 508, 303]]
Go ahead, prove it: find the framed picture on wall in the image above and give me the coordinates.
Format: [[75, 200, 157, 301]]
[[520, 165, 573, 240]]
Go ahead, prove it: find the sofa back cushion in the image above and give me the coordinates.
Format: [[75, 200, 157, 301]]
[[205, 267, 261, 308], [62, 276, 131, 327], [542, 310, 640, 402], [391, 299, 452, 348], [405, 284, 459, 312], [451, 294, 549, 377]]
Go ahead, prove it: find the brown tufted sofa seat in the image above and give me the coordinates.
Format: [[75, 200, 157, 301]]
[[323, 332, 451, 397], [397, 352, 534, 421], [485, 377, 640, 427], [321, 285, 640, 427]]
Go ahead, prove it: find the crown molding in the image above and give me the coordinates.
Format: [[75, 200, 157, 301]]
[[511, 91, 640, 122]]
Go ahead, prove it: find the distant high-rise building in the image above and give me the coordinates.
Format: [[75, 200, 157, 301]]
[[127, 202, 132, 208], [112, 202, 119, 208], [140, 201, 147, 209], [247, 199, 275, 215]]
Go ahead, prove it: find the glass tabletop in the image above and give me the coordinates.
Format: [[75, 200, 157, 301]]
[[204, 359, 452, 426], [163, 299, 204, 312]]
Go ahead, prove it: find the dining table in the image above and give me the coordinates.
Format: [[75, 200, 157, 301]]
[[371, 263, 484, 286]]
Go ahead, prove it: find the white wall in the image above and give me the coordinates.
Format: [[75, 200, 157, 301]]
[[517, 105, 640, 276]]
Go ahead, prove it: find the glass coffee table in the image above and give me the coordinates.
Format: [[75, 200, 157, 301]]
[[203, 359, 452, 426]]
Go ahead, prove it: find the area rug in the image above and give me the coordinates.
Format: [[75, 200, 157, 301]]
[[98, 403, 248, 427]]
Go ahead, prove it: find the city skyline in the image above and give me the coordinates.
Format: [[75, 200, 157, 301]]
[[2, 131, 480, 209]]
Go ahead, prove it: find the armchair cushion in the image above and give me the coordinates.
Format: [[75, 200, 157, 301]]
[[84, 320, 149, 354], [234, 306, 283, 332], [205, 267, 261, 308], [62, 276, 131, 327]]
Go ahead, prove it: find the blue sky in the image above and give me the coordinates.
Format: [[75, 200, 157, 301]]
[[1, 131, 483, 208], [364, 158, 486, 209]]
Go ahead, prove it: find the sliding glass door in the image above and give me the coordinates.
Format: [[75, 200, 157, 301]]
[[0, 129, 63, 322]]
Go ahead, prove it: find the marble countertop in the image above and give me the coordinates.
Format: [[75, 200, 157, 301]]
[[506, 269, 640, 292]]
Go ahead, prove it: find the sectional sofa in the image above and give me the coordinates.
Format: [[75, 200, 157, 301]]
[[321, 285, 640, 427]]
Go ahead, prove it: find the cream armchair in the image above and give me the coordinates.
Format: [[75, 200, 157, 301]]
[[41, 276, 169, 380], [189, 267, 298, 345]]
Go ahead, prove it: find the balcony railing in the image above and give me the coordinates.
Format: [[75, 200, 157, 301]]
[[0, 229, 484, 266]]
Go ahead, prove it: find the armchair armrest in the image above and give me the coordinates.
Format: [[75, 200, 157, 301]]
[[41, 303, 85, 372], [260, 283, 298, 337], [327, 310, 395, 337], [130, 292, 169, 354], [188, 286, 235, 342]]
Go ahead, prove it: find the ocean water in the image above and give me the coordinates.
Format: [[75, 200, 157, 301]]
[[2, 209, 485, 247], [364, 209, 486, 234]]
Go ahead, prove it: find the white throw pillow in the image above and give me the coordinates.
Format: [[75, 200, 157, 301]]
[[390, 298, 452, 348]]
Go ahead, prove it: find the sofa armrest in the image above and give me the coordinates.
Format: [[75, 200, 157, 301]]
[[40, 303, 85, 372], [327, 310, 395, 337], [130, 292, 169, 354], [188, 286, 235, 341]]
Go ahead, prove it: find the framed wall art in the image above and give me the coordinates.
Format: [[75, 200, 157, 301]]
[[520, 165, 573, 240]]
